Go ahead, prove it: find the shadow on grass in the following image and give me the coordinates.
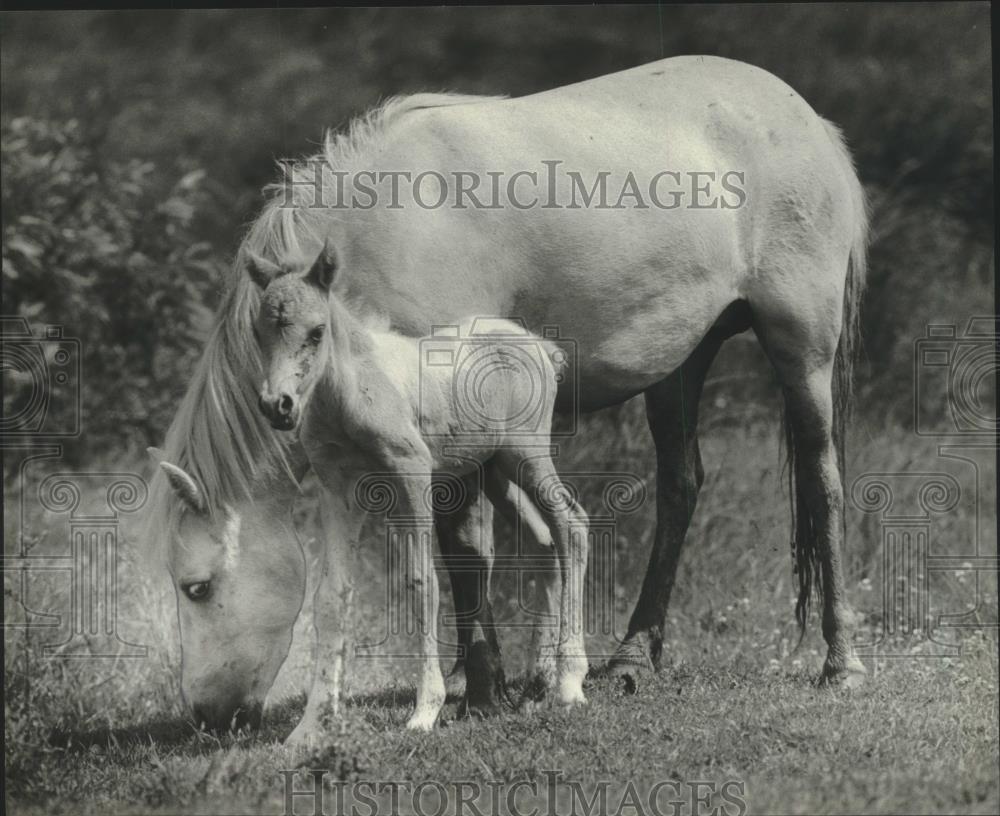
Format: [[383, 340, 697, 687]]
[[47, 687, 424, 753], [49, 715, 203, 753]]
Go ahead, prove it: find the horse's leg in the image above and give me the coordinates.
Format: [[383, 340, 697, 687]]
[[607, 314, 742, 688], [494, 451, 590, 707], [435, 472, 506, 717], [750, 287, 866, 687], [285, 479, 367, 748]]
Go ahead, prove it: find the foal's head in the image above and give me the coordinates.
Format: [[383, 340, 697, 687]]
[[248, 244, 338, 431]]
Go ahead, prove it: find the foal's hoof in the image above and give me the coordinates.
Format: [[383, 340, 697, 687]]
[[460, 674, 507, 720], [517, 672, 555, 712], [818, 657, 867, 690]]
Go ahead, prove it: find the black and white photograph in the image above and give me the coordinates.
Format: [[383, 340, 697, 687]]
[[1, 3, 996, 814]]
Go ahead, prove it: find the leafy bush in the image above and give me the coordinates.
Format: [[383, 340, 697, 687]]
[[0, 6, 992, 457], [2, 116, 225, 460]]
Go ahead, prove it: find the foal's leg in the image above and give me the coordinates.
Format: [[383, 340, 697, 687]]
[[435, 472, 505, 717], [496, 451, 590, 706], [391, 465, 447, 730], [606, 325, 731, 687], [286, 481, 367, 748], [483, 464, 559, 699]]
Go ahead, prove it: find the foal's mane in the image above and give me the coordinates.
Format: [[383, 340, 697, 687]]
[[146, 92, 501, 545]]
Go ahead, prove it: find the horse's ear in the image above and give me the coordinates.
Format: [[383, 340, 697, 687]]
[[159, 461, 207, 515], [146, 446, 166, 464], [306, 240, 339, 292], [246, 252, 279, 290]]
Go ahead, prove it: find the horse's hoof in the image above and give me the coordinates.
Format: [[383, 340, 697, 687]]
[[405, 712, 438, 731], [459, 697, 504, 719], [557, 690, 588, 708], [445, 669, 467, 700], [283, 721, 325, 750], [818, 657, 867, 689], [599, 653, 654, 694]]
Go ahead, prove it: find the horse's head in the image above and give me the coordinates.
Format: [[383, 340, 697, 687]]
[[247, 243, 338, 432], [152, 452, 307, 732]]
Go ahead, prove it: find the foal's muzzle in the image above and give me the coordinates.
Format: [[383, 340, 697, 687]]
[[258, 392, 299, 431]]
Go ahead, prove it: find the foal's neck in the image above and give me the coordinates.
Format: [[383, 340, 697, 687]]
[[320, 295, 393, 383]]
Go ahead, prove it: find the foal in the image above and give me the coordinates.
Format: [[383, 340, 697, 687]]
[[248, 242, 588, 732]]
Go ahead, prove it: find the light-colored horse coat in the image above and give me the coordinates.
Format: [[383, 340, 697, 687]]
[[248, 252, 589, 732], [148, 54, 867, 738]]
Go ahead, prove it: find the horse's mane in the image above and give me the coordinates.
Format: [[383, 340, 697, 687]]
[[236, 92, 505, 269], [145, 92, 502, 547], [144, 279, 297, 546]]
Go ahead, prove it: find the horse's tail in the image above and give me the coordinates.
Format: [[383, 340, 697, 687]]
[[790, 120, 869, 633]]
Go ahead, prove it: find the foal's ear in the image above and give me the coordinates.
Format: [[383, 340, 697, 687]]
[[246, 252, 279, 291], [306, 240, 339, 292], [159, 461, 207, 515]]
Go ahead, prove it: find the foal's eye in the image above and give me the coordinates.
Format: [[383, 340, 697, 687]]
[[182, 581, 211, 602], [307, 325, 325, 345]]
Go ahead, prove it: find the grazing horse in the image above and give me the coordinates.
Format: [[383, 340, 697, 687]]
[[246, 246, 589, 734], [146, 54, 867, 739]]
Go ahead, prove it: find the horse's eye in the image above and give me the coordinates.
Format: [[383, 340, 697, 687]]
[[308, 325, 325, 345], [182, 581, 211, 602]]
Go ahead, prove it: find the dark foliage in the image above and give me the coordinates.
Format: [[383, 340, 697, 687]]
[[0, 5, 992, 460]]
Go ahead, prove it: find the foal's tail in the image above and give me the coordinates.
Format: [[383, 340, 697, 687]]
[[789, 121, 869, 633]]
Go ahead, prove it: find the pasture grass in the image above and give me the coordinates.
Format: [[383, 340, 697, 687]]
[[5, 405, 998, 814], [6, 643, 997, 815]]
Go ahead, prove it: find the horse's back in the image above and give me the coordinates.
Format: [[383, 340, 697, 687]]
[[339, 57, 864, 405], [414, 56, 839, 171]]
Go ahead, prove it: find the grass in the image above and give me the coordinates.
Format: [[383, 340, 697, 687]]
[[2, 6, 995, 813], [5, 398, 998, 815], [5, 646, 998, 815]]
